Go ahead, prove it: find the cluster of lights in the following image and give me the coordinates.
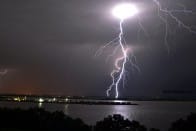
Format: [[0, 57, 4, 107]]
[[13, 96, 26, 102], [37, 97, 69, 103]]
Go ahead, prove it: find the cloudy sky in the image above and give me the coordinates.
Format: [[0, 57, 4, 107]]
[[0, 0, 196, 98]]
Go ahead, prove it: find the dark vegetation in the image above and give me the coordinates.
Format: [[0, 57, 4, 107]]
[[95, 114, 149, 131], [0, 107, 195, 131], [0, 108, 89, 131], [169, 113, 196, 131]]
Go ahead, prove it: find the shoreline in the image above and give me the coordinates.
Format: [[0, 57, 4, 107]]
[[0, 99, 139, 105]]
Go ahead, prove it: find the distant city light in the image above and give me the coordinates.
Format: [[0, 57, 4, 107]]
[[14, 97, 20, 102], [65, 98, 69, 102], [39, 98, 44, 103], [53, 98, 56, 102]]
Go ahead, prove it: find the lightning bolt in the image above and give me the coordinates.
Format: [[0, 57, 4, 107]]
[[107, 20, 130, 98], [96, 1, 196, 99], [153, 0, 196, 53], [95, 19, 136, 98], [96, 19, 140, 99]]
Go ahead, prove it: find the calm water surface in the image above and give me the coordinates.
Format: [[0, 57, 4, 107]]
[[0, 101, 196, 131]]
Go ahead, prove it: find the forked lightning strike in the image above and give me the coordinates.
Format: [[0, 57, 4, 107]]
[[153, 0, 196, 52], [106, 20, 128, 98], [96, 3, 139, 98], [96, 1, 196, 99]]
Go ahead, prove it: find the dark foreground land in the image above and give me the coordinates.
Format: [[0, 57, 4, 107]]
[[0, 108, 196, 131]]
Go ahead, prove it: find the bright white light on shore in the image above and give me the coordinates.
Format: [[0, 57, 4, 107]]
[[112, 3, 138, 20], [39, 98, 44, 103]]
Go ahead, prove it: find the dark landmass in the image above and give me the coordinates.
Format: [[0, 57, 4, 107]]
[[0, 94, 196, 103], [0, 107, 196, 131], [0, 95, 138, 105], [0, 94, 139, 105]]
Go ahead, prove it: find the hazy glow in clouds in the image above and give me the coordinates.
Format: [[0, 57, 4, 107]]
[[112, 3, 138, 20]]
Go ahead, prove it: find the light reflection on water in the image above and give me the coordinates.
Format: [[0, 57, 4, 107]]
[[111, 105, 131, 119], [64, 104, 69, 114], [38, 102, 43, 108], [0, 101, 196, 131]]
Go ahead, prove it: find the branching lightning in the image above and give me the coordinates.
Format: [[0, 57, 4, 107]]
[[95, 3, 139, 98], [106, 20, 128, 98], [96, 1, 196, 99], [95, 20, 138, 98], [153, 0, 196, 52]]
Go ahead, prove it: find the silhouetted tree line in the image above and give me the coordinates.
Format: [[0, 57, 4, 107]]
[[0, 107, 195, 131], [94, 114, 149, 131], [0, 108, 90, 131], [169, 113, 196, 131]]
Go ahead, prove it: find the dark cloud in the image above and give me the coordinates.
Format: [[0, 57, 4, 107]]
[[0, 0, 196, 98]]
